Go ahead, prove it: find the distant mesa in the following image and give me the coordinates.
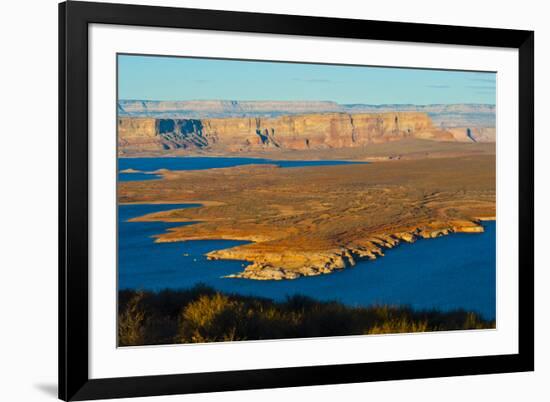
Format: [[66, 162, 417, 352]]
[[118, 100, 342, 117], [120, 168, 142, 173], [118, 99, 496, 127]]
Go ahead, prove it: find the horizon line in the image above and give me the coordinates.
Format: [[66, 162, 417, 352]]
[[118, 99, 496, 107]]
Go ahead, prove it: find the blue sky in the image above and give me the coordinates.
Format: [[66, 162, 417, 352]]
[[118, 54, 496, 105]]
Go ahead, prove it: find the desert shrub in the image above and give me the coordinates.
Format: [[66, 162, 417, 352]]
[[462, 311, 491, 330], [178, 294, 249, 343], [118, 291, 146, 346], [367, 317, 429, 334], [145, 284, 217, 318]]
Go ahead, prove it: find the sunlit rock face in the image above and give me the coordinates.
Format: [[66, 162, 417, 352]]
[[445, 127, 496, 143], [117, 118, 159, 153], [117, 112, 477, 154]]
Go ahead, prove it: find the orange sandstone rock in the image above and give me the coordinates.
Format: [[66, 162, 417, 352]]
[[118, 112, 464, 155]]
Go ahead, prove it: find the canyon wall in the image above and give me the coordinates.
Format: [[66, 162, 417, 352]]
[[117, 112, 488, 155], [117, 117, 158, 152], [446, 127, 496, 143]]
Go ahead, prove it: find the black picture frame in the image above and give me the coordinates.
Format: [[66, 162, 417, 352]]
[[59, 1, 534, 400]]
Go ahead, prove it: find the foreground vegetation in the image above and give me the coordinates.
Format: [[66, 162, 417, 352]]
[[118, 285, 495, 346]]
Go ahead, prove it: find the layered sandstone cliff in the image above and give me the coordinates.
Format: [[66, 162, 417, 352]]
[[446, 127, 496, 143], [117, 112, 474, 155]]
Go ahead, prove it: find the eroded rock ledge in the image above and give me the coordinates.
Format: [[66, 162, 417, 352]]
[[204, 221, 485, 280]]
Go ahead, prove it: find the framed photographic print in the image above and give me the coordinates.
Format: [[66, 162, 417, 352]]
[[59, 1, 534, 400]]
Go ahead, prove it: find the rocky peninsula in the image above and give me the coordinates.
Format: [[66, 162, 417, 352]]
[[119, 150, 495, 280]]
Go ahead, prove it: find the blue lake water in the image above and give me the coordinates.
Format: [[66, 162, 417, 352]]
[[118, 156, 367, 181], [118, 203, 496, 320]]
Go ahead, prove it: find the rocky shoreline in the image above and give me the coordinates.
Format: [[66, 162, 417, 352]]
[[206, 220, 485, 280]]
